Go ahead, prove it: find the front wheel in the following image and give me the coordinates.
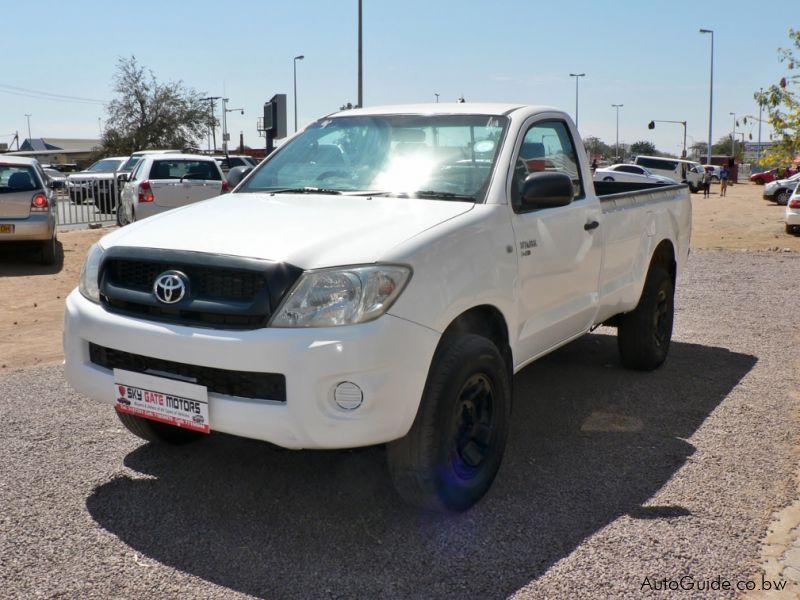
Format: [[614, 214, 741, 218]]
[[617, 266, 674, 371], [776, 190, 791, 205], [116, 410, 204, 445], [387, 334, 511, 512]]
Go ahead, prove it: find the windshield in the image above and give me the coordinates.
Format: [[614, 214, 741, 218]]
[[120, 156, 142, 171], [86, 159, 123, 173], [236, 114, 508, 201]]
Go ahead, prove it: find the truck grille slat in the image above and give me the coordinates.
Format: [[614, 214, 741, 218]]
[[89, 343, 286, 402]]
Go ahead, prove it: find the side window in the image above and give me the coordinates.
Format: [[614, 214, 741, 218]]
[[511, 120, 583, 210]]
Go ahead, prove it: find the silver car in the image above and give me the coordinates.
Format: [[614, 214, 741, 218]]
[[0, 156, 57, 264]]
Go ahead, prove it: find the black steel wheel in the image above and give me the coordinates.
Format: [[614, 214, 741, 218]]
[[387, 334, 511, 512], [617, 266, 674, 371]]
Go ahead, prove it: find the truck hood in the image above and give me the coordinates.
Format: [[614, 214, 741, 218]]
[[100, 192, 474, 269]]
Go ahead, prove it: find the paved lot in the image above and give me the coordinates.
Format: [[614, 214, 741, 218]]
[[1, 250, 798, 598]]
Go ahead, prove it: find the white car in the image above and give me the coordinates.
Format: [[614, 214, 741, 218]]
[[594, 164, 677, 185], [117, 154, 228, 225], [786, 187, 800, 235]]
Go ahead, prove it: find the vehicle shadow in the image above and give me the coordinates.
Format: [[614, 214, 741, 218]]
[[0, 239, 64, 275], [86, 334, 756, 599]]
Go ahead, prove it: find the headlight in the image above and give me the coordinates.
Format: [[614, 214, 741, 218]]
[[270, 265, 411, 327], [79, 243, 105, 303]]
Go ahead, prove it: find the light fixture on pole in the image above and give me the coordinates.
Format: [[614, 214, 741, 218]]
[[24, 113, 31, 141], [434, 93, 439, 103], [647, 119, 688, 158], [612, 104, 623, 161], [699, 28, 714, 165], [569, 73, 586, 127], [293, 54, 305, 132]]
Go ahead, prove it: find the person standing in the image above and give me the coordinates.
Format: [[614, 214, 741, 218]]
[[702, 167, 712, 197], [719, 165, 729, 197]]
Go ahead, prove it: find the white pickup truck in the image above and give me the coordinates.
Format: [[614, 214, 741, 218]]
[[64, 103, 691, 511]]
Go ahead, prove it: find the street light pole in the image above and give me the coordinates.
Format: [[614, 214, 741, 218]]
[[758, 87, 763, 161], [729, 112, 737, 160], [434, 93, 439, 103], [569, 73, 585, 128], [612, 104, 623, 161], [700, 29, 714, 166], [357, 0, 363, 108], [200, 97, 221, 152], [24, 113, 31, 141], [293, 55, 305, 132]]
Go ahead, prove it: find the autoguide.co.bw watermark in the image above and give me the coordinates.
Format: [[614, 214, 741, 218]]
[[641, 574, 787, 593]]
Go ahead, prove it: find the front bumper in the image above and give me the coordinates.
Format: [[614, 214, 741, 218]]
[[0, 212, 55, 242], [64, 289, 440, 449]]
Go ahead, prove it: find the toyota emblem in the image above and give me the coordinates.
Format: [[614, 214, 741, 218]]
[[153, 270, 188, 304]]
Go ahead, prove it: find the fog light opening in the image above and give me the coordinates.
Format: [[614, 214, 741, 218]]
[[334, 382, 363, 411]]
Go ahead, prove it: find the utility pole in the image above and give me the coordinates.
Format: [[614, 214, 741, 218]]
[[700, 29, 714, 166], [224, 102, 244, 157], [569, 74, 585, 128], [758, 87, 763, 161], [612, 104, 623, 161], [201, 96, 221, 152], [357, 0, 363, 107]]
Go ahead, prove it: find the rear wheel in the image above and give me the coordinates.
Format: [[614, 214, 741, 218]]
[[777, 189, 791, 205], [387, 334, 511, 512], [617, 266, 674, 371], [116, 410, 204, 445], [40, 235, 56, 265]]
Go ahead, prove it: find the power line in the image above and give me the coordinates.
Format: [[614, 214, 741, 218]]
[[0, 84, 106, 105]]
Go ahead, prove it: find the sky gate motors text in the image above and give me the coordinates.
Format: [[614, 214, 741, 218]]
[[121, 386, 202, 415]]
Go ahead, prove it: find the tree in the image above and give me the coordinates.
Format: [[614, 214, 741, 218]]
[[754, 29, 800, 166], [629, 140, 656, 156], [582, 136, 613, 160], [101, 56, 214, 155], [711, 135, 744, 161]]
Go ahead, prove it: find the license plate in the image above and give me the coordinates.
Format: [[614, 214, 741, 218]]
[[0, 224, 14, 234], [113, 369, 210, 433]]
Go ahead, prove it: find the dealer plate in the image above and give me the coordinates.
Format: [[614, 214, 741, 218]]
[[0, 224, 14, 234], [113, 368, 210, 433]]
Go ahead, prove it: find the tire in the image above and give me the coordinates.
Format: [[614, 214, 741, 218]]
[[777, 189, 791, 205], [40, 235, 56, 265], [617, 266, 674, 371], [387, 334, 511, 512], [116, 410, 204, 445], [603, 176, 614, 182]]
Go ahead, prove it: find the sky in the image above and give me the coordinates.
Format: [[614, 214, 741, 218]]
[[1, 0, 796, 157]]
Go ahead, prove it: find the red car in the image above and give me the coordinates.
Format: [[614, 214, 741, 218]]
[[750, 169, 777, 185]]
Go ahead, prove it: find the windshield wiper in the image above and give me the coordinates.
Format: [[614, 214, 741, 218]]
[[269, 187, 343, 195], [413, 190, 476, 201]]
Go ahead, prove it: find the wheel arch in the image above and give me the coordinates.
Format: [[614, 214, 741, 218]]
[[439, 304, 513, 378]]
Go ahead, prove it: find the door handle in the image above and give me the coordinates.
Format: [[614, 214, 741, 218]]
[[584, 220, 600, 231]]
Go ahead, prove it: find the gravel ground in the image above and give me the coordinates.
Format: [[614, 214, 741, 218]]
[[0, 249, 798, 599]]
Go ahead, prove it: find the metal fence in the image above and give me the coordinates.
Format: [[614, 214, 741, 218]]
[[56, 176, 118, 227]]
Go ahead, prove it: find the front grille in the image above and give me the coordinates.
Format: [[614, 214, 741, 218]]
[[89, 343, 286, 402], [98, 247, 303, 331]]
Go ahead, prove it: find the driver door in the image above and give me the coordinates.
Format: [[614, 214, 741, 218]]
[[509, 118, 603, 363]]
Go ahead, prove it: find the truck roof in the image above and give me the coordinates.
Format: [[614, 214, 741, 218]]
[[330, 103, 556, 118]]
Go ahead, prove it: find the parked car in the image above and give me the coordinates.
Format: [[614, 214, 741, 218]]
[[43, 168, 66, 189], [65, 157, 127, 208], [65, 103, 691, 511], [634, 155, 704, 192], [750, 169, 777, 185], [786, 187, 800, 235], [0, 156, 58, 264], [763, 172, 800, 205], [593, 164, 677, 185], [117, 154, 228, 225]]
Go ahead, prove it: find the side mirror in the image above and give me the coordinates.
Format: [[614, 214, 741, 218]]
[[227, 165, 253, 188], [520, 172, 574, 209], [117, 173, 129, 183]]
